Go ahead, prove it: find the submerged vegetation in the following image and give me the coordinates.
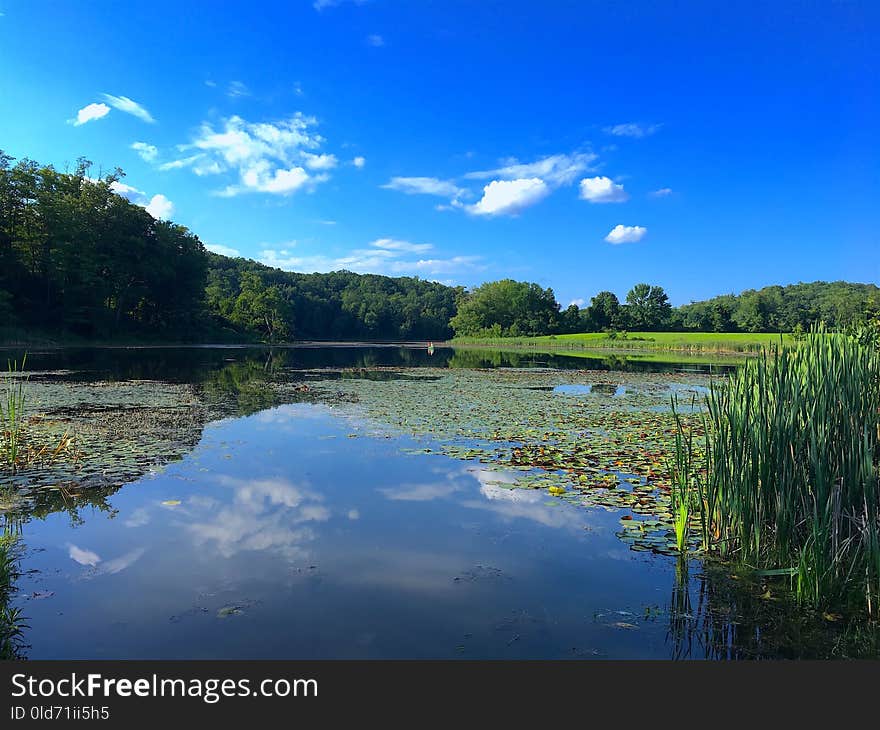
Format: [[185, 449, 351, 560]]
[[674, 329, 880, 616]]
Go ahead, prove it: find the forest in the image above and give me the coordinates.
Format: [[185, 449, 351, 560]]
[[1, 151, 877, 344], [451, 279, 879, 338], [0, 151, 459, 342]]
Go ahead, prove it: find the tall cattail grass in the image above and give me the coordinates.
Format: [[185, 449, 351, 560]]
[[0, 356, 80, 471], [674, 327, 880, 615], [0, 357, 28, 468]]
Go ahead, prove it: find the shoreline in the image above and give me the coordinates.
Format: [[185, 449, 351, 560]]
[[1, 332, 786, 357]]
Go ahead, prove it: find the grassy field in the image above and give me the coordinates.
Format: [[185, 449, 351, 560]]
[[449, 331, 791, 354], [520, 348, 748, 366]]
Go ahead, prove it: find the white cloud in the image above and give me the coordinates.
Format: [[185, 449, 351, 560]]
[[68, 544, 101, 566], [97, 548, 145, 576], [259, 239, 481, 279], [382, 176, 466, 199], [379, 481, 463, 501], [464, 468, 587, 529], [131, 141, 158, 162], [605, 224, 647, 244], [469, 178, 549, 216], [370, 238, 433, 253], [406, 256, 483, 276], [301, 152, 338, 170], [159, 155, 199, 171], [221, 162, 311, 196], [124, 508, 151, 528], [464, 152, 596, 186], [568, 298, 586, 308], [385, 151, 593, 216], [206, 243, 241, 257], [159, 154, 222, 176], [604, 122, 660, 138], [314, 0, 367, 9], [145, 194, 174, 220], [109, 180, 144, 199], [191, 114, 320, 165], [70, 102, 110, 126], [101, 94, 155, 123], [352, 156, 366, 168], [187, 475, 325, 561], [650, 187, 673, 197], [227, 80, 250, 98], [171, 113, 334, 196], [367, 34, 384, 47], [579, 176, 629, 203], [97, 180, 175, 220]]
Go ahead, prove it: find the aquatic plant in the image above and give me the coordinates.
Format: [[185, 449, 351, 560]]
[[683, 328, 880, 615], [313, 367, 709, 555], [0, 357, 83, 474], [0, 357, 28, 468], [670, 400, 698, 554]]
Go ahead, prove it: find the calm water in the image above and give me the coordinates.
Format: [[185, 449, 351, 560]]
[[2, 346, 758, 659]]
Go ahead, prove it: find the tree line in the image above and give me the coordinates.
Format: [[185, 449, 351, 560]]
[[1, 151, 876, 343], [0, 152, 205, 338], [0, 151, 459, 342], [450, 279, 879, 337], [205, 255, 460, 341]]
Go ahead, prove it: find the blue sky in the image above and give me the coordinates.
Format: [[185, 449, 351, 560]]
[[1, 1, 877, 306]]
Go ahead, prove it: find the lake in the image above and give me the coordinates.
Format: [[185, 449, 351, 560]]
[[0, 345, 842, 659]]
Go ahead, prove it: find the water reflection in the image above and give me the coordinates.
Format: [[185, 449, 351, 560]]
[[6, 402, 690, 659], [662, 559, 880, 659], [187, 475, 329, 561], [464, 468, 589, 530], [1, 343, 736, 385], [0, 346, 863, 660]]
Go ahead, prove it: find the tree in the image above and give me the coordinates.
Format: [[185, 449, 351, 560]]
[[733, 291, 769, 332], [449, 279, 561, 337], [4, 150, 879, 344], [0, 150, 208, 339], [709, 300, 735, 332], [229, 272, 293, 343], [560, 303, 582, 333], [625, 283, 671, 330], [588, 291, 621, 330]]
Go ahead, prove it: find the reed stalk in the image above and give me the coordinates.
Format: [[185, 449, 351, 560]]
[[676, 326, 880, 615], [0, 356, 28, 469]]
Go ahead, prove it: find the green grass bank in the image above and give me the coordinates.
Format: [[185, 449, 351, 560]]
[[449, 331, 792, 354]]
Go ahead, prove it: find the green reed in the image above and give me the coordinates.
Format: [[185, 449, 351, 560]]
[[0, 356, 79, 472], [1, 357, 28, 469], [669, 397, 698, 553], [674, 327, 880, 615]]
